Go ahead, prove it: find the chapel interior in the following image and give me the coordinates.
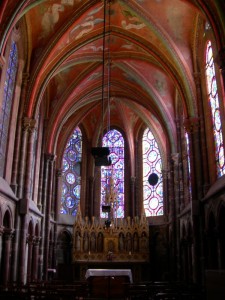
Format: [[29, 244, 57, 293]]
[[0, 0, 225, 299]]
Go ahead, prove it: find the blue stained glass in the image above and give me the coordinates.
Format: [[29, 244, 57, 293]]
[[205, 41, 225, 176], [66, 173, 75, 184], [101, 129, 124, 218], [0, 41, 18, 176], [60, 127, 82, 215], [142, 128, 163, 216], [67, 150, 77, 161]]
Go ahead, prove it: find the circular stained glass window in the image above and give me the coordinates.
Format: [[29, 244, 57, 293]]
[[68, 150, 77, 161], [65, 196, 75, 208], [66, 173, 75, 184]]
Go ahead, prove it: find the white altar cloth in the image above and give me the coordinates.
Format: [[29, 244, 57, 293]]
[[85, 268, 133, 283]]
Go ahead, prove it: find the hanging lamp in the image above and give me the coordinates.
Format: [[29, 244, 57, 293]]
[[91, 0, 111, 166]]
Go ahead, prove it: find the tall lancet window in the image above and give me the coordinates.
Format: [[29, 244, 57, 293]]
[[0, 41, 18, 176], [60, 127, 82, 215], [143, 128, 163, 216], [205, 40, 225, 176], [101, 129, 125, 218]]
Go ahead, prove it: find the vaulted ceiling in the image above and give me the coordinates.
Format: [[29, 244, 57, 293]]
[[1, 0, 224, 165]]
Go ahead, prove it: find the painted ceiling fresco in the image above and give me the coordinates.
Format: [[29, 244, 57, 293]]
[[0, 0, 211, 156]]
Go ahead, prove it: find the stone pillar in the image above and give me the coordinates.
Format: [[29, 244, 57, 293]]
[[18, 214, 27, 283], [17, 118, 30, 200], [21, 118, 36, 213], [37, 153, 45, 211], [0, 227, 3, 276], [2, 229, 14, 286], [51, 168, 56, 218], [88, 176, 94, 217], [193, 73, 209, 193], [130, 177, 135, 217], [10, 209, 20, 282], [162, 169, 169, 216], [11, 73, 29, 195], [56, 169, 62, 221], [26, 235, 34, 283], [43, 154, 55, 280], [39, 154, 50, 280], [184, 117, 204, 284], [32, 237, 41, 282], [17, 118, 36, 284], [171, 153, 180, 280]]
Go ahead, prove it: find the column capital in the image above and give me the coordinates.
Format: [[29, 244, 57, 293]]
[[193, 72, 201, 86], [56, 168, 63, 177], [22, 72, 30, 83], [45, 153, 56, 162], [27, 234, 35, 244], [22, 117, 36, 132], [3, 228, 15, 240], [33, 236, 41, 245], [171, 153, 179, 166], [183, 117, 200, 133]]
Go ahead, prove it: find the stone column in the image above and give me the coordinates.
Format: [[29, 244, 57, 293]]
[[88, 176, 94, 217], [2, 229, 14, 286], [18, 118, 36, 284], [43, 154, 55, 280], [55, 169, 62, 221], [32, 237, 41, 282], [171, 153, 180, 280], [185, 117, 203, 284], [21, 117, 36, 214], [18, 214, 27, 283], [130, 177, 135, 217], [10, 208, 20, 282], [0, 227, 3, 276], [39, 154, 50, 280], [17, 118, 30, 200], [193, 73, 209, 193], [26, 235, 34, 283], [37, 153, 45, 211], [11, 73, 29, 195]]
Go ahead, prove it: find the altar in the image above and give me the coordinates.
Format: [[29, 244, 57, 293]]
[[85, 268, 133, 283], [72, 213, 150, 281]]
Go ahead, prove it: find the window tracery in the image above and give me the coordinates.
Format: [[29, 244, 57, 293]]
[[101, 129, 125, 218], [205, 40, 225, 176], [0, 41, 18, 176], [142, 128, 163, 216], [60, 127, 82, 215]]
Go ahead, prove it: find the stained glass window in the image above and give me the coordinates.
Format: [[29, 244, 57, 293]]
[[205, 40, 225, 177], [60, 127, 82, 215], [101, 129, 124, 218], [143, 128, 163, 216], [0, 41, 18, 176]]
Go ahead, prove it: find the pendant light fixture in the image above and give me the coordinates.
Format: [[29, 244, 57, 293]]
[[92, 0, 111, 166]]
